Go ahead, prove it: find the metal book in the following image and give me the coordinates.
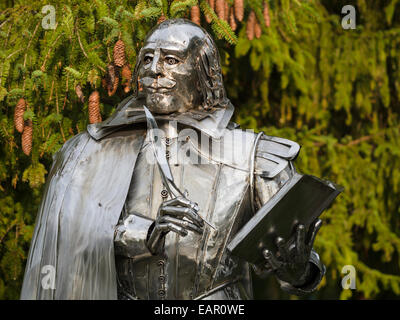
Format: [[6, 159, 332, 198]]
[[227, 173, 343, 265]]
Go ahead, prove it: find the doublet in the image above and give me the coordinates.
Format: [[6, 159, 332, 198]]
[[113, 105, 324, 300]]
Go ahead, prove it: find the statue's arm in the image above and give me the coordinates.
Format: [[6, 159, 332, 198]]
[[113, 208, 154, 261], [251, 134, 325, 295]]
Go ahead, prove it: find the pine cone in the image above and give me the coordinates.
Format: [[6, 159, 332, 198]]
[[14, 98, 26, 133], [157, 14, 166, 24], [255, 20, 262, 38], [106, 63, 120, 96], [209, 0, 215, 10], [113, 40, 126, 68], [101, 77, 107, 90], [22, 119, 33, 156], [224, 2, 229, 22], [234, 0, 244, 22], [88, 91, 102, 124], [108, 76, 119, 97], [191, 5, 201, 25], [246, 11, 256, 40], [121, 64, 132, 93], [75, 84, 85, 103], [205, 0, 213, 23], [106, 63, 116, 90], [216, 0, 225, 20], [229, 7, 237, 31], [263, 1, 270, 27]]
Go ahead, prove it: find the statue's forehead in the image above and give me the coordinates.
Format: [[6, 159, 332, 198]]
[[144, 25, 205, 51], [143, 40, 187, 52]]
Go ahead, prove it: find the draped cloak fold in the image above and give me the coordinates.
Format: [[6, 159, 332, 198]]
[[21, 126, 145, 299]]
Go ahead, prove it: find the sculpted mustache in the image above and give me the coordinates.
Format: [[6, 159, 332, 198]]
[[139, 77, 176, 89]]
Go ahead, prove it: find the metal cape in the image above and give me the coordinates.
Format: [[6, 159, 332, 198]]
[[21, 126, 145, 299]]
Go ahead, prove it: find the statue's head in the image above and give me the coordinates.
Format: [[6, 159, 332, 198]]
[[133, 19, 229, 114]]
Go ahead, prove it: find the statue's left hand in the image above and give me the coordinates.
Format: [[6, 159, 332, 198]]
[[262, 219, 322, 287]]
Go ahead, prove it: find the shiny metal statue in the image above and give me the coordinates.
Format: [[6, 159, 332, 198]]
[[21, 19, 325, 300]]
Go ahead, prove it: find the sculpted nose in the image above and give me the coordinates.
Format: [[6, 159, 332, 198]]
[[150, 52, 163, 77]]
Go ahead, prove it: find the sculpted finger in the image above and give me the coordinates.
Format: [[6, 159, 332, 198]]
[[146, 226, 164, 254], [162, 197, 200, 212], [275, 237, 289, 261], [160, 206, 204, 227], [158, 222, 188, 237], [296, 224, 306, 257], [159, 216, 203, 234], [262, 249, 282, 271], [307, 219, 323, 250], [253, 263, 273, 278]]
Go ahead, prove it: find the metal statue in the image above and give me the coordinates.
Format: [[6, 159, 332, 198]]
[[21, 19, 326, 300]]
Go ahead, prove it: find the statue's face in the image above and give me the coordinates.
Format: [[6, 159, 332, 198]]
[[137, 23, 204, 114]]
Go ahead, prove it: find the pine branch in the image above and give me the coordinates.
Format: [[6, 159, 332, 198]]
[[40, 30, 63, 72], [200, 0, 237, 44]]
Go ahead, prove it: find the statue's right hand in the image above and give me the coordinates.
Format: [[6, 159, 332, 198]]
[[146, 196, 204, 255]]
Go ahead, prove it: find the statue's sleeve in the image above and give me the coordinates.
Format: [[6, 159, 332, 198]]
[[114, 209, 153, 261], [251, 133, 325, 295]]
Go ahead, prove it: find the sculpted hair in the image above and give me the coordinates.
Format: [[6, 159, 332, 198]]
[[132, 19, 230, 110]]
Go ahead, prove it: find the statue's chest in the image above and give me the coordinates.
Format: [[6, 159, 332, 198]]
[[124, 139, 253, 298], [125, 139, 252, 224]]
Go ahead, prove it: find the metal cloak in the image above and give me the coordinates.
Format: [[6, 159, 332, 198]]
[[21, 97, 146, 299]]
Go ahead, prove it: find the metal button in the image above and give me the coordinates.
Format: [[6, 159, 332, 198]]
[[158, 289, 166, 297], [166, 150, 170, 158], [157, 260, 165, 266], [158, 275, 165, 283], [165, 138, 172, 146], [161, 189, 168, 198]]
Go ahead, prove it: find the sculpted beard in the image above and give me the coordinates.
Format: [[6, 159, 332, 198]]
[[139, 76, 177, 114]]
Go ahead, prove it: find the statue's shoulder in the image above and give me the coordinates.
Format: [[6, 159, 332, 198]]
[[254, 131, 301, 179], [219, 124, 300, 176], [52, 131, 90, 162], [256, 133, 300, 160], [223, 123, 300, 160]]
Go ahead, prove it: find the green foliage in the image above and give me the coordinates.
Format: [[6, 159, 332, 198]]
[[230, 0, 400, 300], [0, 0, 399, 300]]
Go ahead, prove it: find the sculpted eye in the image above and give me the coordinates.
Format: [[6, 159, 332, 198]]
[[166, 57, 179, 65], [144, 55, 153, 64]]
